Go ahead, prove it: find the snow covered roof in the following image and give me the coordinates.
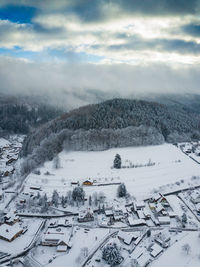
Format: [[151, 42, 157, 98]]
[[150, 244, 163, 257], [105, 209, 113, 216], [135, 201, 145, 209], [137, 210, 145, 219], [128, 217, 146, 226], [137, 253, 152, 266], [132, 246, 145, 259], [0, 223, 23, 241], [0, 138, 11, 148], [118, 231, 138, 245], [158, 216, 170, 224]]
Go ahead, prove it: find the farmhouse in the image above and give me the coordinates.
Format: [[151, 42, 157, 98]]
[[0, 223, 23, 242], [42, 233, 65, 246], [82, 180, 93, 186], [78, 209, 94, 222], [57, 239, 72, 252]]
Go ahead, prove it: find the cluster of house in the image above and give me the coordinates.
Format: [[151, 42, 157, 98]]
[[188, 190, 200, 215], [120, 229, 171, 267], [0, 137, 22, 179], [179, 142, 200, 156], [97, 193, 179, 228], [41, 220, 73, 252], [0, 212, 26, 242], [78, 208, 94, 223]]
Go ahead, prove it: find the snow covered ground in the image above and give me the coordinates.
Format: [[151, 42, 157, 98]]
[[33, 227, 109, 266], [24, 144, 200, 200], [151, 231, 200, 267], [0, 218, 42, 254]]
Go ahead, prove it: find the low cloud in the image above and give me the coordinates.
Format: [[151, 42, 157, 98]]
[[0, 56, 200, 109]]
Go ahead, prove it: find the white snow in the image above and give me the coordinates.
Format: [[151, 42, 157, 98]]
[[24, 144, 200, 200], [151, 232, 200, 267]]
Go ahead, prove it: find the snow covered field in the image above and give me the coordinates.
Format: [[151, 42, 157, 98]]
[[24, 144, 200, 200], [151, 232, 200, 267]]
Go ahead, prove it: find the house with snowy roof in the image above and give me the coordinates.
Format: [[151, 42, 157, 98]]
[[78, 209, 94, 222], [0, 223, 23, 242]]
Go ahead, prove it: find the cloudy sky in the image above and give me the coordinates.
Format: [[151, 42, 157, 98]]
[[0, 0, 200, 107]]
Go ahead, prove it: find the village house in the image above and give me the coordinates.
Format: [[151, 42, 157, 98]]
[[57, 238, 72, 252], [155, 230, 171, 248], [150, 243, 163, 258], [157, 216, 170, 225], [82, 180, 93, 186], [191, 192, 200, 204], [118, 230, 139, 245], [78, 209, 94, 222], [0, 223, 23, 242], [4, 212, 19, 225], [127, 217, 147, 227], [134, 201, 146, 210]]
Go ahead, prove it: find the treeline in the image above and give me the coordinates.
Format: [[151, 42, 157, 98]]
[[21, 125, 164, 174]]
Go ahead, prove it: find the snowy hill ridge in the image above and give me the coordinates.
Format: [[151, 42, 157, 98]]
[[21, 98, 200, 173]]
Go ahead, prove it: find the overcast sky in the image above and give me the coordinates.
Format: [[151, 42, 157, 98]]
[[0, 0, 200, 107]]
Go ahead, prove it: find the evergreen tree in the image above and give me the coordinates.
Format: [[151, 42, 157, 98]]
[[61, 195, 65, 207], [117, 183, 127, 197], [72, 186, 85, 203], [113, 154, 121, 169], [102, 243, 123, 265], [52, 190, 59, 207], [89, 195, 92, 206], [53, 155, 61, 169]]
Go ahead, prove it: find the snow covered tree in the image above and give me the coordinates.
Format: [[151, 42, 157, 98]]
[[72, 186, 85, 203], [113, 154, 121, 169], [102, 243, 123, 266], [89, 195, 92, 206], [53, 155, 61, 169], [41, 193, 48, 213], [182, 213, 187, 225], [61, 195, 66, 207], [182, 243, 191, 255], [52, 190, 59, 207], [92, 192, 98, 206], [117, 183, 127, 197]]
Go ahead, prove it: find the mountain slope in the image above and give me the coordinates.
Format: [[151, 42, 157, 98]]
[[0, 94, 63, 135]]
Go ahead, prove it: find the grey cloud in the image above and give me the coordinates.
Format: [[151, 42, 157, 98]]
[[108, 35, 200, 55], [182, 23, 200, 37], [0, 56, 200, 109], [0, 0, 199, 23]]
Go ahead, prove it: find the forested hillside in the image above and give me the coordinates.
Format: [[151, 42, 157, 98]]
[[0, 95, 63, 135], [20, 98, 200, 174]]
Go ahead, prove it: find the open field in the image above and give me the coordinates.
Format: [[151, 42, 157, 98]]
[[24, 144, 200, 200]]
